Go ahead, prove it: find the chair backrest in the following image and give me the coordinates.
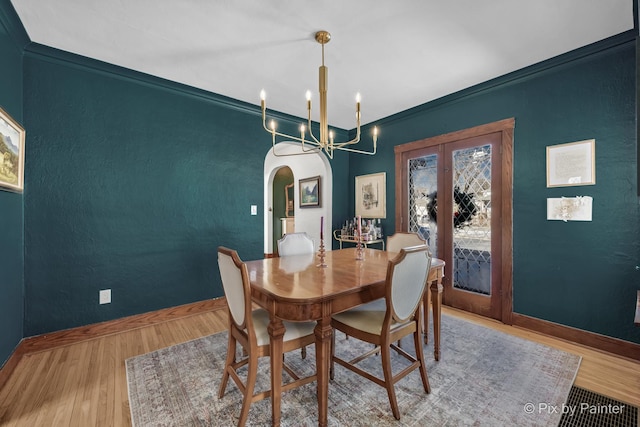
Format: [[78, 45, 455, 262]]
[[386, 232, 426, 253], [387, 245, 432, 321], [217, 246, 251, 329], [278, 232, 314, 257]]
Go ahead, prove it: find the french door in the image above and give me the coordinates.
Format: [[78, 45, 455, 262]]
[[395, 119, 514, 321]]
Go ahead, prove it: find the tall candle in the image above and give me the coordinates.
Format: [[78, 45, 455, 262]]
[[357, 215, 362, 239], [320, 216, 324, 240]]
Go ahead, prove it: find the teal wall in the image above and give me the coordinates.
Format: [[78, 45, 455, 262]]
[[21, 44, 349, 335], [350, 33, 640, 344], [0, 0, 27, 367]]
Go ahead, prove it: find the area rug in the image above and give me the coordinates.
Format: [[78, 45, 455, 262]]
[[126, 313, 581, 426]]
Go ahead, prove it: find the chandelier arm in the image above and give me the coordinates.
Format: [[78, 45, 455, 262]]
[[306, 111, 321, 145], [330, 134, 361, 149], [271, 135, 323, 157], [330, 144, 377, 155], [272, 146, 322, 156], [262, 114, 323, 148]]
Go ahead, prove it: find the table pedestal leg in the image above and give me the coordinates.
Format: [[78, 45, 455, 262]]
[[268, 317, 285, 426], [314, 316, 332, 427]]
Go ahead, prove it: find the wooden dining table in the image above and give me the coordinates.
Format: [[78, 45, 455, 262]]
[[245, 247, 445, 427]]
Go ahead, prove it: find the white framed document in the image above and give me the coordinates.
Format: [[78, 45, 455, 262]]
[[546, 139, 595, 187]]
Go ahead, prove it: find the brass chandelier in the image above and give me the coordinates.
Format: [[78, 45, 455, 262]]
[[260, 30, 378, 158]]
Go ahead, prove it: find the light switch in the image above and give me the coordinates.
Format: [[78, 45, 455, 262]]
[[251, 205, 258, 215]]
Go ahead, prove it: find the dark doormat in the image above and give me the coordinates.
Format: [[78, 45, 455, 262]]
[[558, 386, 638, 427]]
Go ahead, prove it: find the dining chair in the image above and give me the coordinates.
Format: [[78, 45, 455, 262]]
[[217, 246, 317, 427], [386, 231, 426, 253], [277, 232, 315, 256], [277, 231, 316, 358], [386, 231, 427, 348], [330, 245, 432, 420]]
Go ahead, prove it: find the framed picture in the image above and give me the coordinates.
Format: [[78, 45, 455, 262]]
[[546, 139, 595, 187], [355, 172, 386, 218], [0, 107, 25, 192], [299, 175, 321, 208]]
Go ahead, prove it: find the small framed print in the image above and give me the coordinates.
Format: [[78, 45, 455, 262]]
[[355, 172, 386, 218], [0, 107, 25, 192], [299, 175, 320, 208], [546, 139, 595, 188]]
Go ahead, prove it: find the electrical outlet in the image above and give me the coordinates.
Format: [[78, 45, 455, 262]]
[[251, 205, 257, 215], [99, 289, 111, 304]]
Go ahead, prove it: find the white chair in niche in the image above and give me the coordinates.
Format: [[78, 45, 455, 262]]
[[277, 231, 315, 358], [386, 231, 426, 253], [277, 232, 315, 256], [217, 246, 317, 427], [330, 245, 432, 420]]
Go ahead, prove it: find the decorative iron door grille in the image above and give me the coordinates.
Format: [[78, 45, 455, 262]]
[[408, 154, 438, 256], [451, 144, 492, 295]]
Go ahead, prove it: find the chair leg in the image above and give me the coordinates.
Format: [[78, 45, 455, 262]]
[[238, 354, 259, 427], [413, 327, 431, 394], [218, 332, 237, 398], [380, 342, 401, 420], [301, 346, 307, 359]]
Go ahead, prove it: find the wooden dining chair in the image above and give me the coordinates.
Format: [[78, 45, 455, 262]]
[[386, 231, 426, 253], [217, 246, 317, 427], [386, 231, 427, 348], [330, 245, 432, 420], [277, 231, 315, 358]]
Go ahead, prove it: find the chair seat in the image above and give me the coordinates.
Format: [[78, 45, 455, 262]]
[[332, 299, 409, 336], [251, 308, 317, 346]]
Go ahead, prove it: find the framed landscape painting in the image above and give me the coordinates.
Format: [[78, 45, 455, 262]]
[[299, 175, 321, 208], [0, 107, 25, 192]]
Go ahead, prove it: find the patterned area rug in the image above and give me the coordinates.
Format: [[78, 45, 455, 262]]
[[126, 313, 581, 426]]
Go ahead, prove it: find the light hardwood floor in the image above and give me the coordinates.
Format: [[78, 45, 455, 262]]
[[0, 305, 638, 426]]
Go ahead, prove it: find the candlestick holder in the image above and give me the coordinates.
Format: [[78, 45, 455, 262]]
[[355, 233, 364, 260], [317, 237, 327, 267]]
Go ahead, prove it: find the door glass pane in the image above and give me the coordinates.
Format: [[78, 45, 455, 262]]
[[408, 154, 438, 257], [452, 145, 491, 295]]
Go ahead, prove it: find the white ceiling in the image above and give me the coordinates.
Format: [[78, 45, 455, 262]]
[[10, 0, 634, 129]]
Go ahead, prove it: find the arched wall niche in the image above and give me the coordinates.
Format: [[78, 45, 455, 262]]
[[263, 142, 333, 255]]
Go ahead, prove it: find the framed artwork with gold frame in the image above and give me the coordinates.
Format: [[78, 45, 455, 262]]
[[0, 107, 25, 192], [355, 172, 386, 218]]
